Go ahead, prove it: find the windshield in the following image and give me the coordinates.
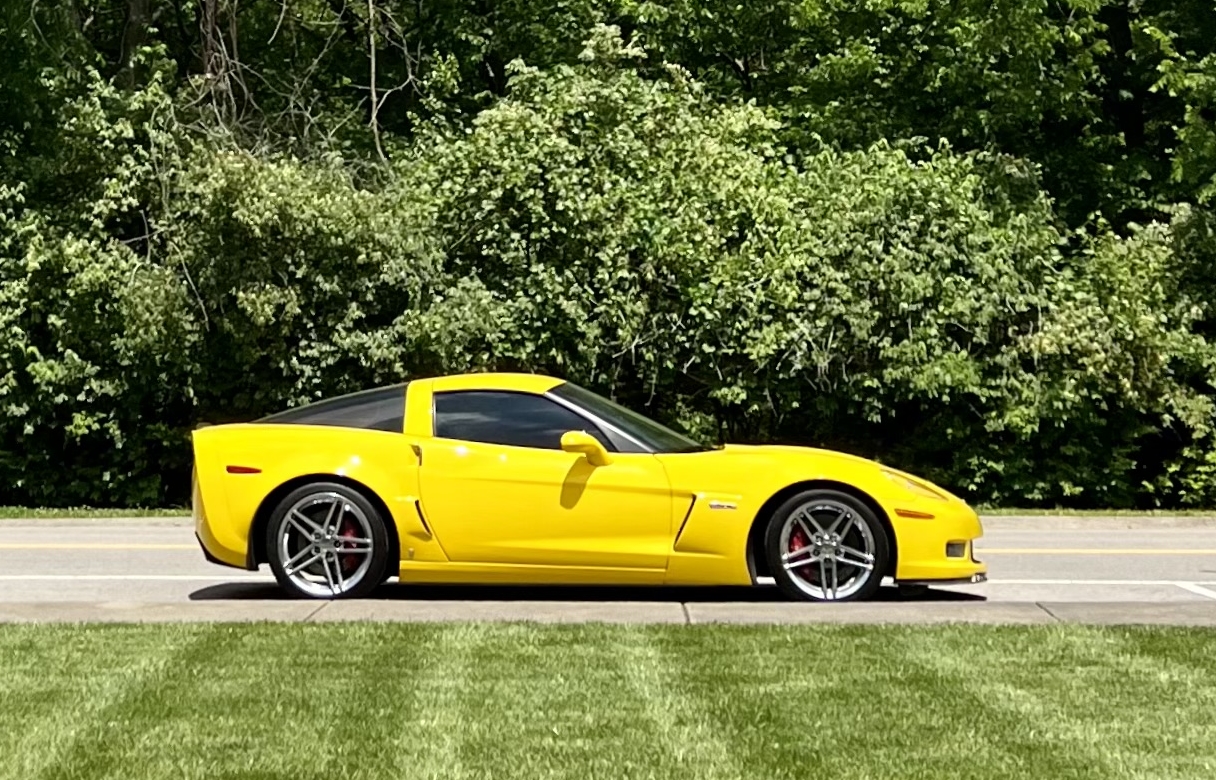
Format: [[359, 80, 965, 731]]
[[549, 383, 710, 453]]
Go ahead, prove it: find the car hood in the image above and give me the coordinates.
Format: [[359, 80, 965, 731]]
[[700, 443, 964, 504], [716, 443, 885, 472]]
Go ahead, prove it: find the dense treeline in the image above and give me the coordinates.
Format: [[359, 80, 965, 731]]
[[3, 1, 1216, 508]]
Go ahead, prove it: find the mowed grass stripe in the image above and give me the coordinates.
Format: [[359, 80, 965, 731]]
[[62, 624, 465, 780], [1098, 628, 1216, 775], [0, 625, 205, 779], [450, 624, 681, 778], [656, 624, 1216, 780], [33, 625, 237, 780], [615, 625, 742, 778], [655, 624, 1034, 780], [901, 626, 1216, 779], [389, 622, 476, 779], [1, 625, 1215, 779], [899, 627, 1126, 779]]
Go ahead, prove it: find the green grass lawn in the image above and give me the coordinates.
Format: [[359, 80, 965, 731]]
[[977, 507, 1216, 517], [1, 623, 1214, 779], [0, 507, 191, 519]]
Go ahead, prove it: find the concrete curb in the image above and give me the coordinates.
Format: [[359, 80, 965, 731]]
[[2, 601, 1215, 626], [980, 515, 1216, 530]]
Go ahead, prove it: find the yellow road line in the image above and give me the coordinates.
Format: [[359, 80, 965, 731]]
[[0, 543, 195, 551], [981, 548, 1216, 555]]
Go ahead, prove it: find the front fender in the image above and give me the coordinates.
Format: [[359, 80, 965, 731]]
[[656, 444, 980, 584]]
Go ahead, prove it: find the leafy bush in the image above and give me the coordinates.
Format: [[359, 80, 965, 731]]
[[396, 29, 1216, 506], [2, 25, 1214, 509]]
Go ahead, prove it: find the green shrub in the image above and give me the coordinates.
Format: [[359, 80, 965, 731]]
[[2, 26, 1214, 509]]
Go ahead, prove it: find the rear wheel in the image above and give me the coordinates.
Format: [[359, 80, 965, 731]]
[[266, 482, 390, 599], [764, 489, 889, 602]]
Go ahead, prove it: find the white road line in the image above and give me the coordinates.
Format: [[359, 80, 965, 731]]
[[979, 579, 1209, 586], [1175, 582, 1216, 601], [0, 575, 271, 582]]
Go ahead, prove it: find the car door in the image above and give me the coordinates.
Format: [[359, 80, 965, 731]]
[[416, 389, 675, 571]]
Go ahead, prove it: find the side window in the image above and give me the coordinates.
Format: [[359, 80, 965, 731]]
[[258, 384, 407, 432], [433, 391, 613, 451]]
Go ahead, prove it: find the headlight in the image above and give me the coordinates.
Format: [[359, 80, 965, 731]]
[[881, 469, 947, 501]]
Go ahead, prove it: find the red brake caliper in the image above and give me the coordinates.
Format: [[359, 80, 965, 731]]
[[338, 518, 360, 573], [789, 527, 811, 581]]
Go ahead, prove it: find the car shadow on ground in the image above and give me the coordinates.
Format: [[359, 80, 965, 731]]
[[188, 581, 986, 603]]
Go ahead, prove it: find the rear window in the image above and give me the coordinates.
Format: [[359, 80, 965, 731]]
[[258, 384, 407, 433]]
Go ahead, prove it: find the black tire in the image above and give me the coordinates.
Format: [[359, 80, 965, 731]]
[[764, 489, 890, 602], [266, 481, 390, 600]]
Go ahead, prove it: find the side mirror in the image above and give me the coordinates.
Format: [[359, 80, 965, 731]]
[[560, 430, 614, 467]]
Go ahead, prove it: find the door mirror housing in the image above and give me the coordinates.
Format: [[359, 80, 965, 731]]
[[560, 431, 613, 467]]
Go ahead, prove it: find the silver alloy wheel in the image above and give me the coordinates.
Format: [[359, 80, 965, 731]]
[[777, 500, 877, 600], [277, 491, 375, 598]]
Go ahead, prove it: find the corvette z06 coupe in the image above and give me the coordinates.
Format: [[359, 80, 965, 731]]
[[191, 373, 987, 601]]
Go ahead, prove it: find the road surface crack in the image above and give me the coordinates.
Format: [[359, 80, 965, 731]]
[[1035, 602, 1062, 622], [304, 603, 329, 622]]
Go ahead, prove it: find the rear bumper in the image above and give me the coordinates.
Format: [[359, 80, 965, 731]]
[[193, 468, 250, 570], [195, 532, 246, 570]]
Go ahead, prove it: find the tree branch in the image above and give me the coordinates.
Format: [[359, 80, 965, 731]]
[[367, 0, 385, 161]]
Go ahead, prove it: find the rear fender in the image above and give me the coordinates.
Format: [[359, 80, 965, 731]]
[[192, 424, 446, 568]]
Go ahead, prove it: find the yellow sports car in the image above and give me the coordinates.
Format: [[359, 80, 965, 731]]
[[192, 372, 986, 601]]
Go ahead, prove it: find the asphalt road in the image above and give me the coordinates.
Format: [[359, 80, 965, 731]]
[[3, 516, 1216, 624]]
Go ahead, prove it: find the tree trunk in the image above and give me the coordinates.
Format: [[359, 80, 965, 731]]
[[201, 0, 220, 78], [121, 0, 149, 86]]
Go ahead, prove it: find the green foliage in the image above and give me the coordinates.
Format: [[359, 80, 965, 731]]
[[0, 59, 195, 506], [623, 1, 1116, 222], [5, 6, 1216, 509], [394, 37, 1215, 506]]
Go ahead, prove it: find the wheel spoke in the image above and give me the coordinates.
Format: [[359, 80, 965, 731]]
[[289, 511, 322, 538], [826, 506, 846, 535], [784, 553, 821, 571], [838, 544, 874, 563], [801, 508, 830, 536], [284, 545, 316, 569], [321, 552, 339, 593], [285, 551, 322, 577], [331, 553, 351, 592], [331, 552, 352, 591], [782, 544, 815, 562], [833, 551, 875, 571], [833, 512, 856, 539], [819, 557, 833, 598], [335, 535, 372, 548], [323, 499, 343, 535]]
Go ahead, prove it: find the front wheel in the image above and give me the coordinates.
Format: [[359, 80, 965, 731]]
[[764, 489, 889, 602], [266, 482, 390, 599]]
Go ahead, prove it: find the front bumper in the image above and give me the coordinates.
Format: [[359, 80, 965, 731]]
[[896, 572, 987, 587], [890, 504, 987, 583]]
